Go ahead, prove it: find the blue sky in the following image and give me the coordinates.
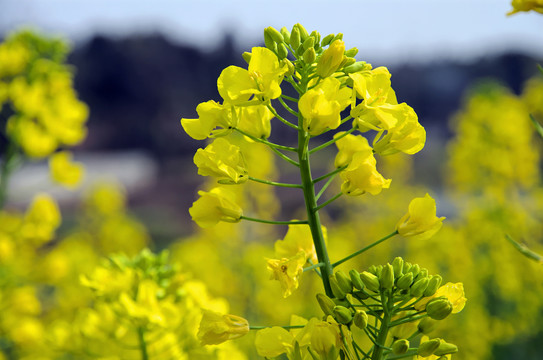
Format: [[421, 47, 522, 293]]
[[1, 0, 542, 64]]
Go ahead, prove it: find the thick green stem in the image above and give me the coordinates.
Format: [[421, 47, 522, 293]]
[[298, 114, 334, 298], [137, 327, 149, 360], [372, 291, 392, 360]]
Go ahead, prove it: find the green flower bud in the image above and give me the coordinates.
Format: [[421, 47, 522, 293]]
[[277, 43, 288, 60], [264, 30, 276, 51], [242, 52, 252, 64], [349, 269, 364, 290], [392, 339, 410, 355], [417, 317, 437, 334], [410, 277, 429, 297], [295, 43, 305, 57], [415, 268, 428, 282], [280, 27, 291, 43], [310, 30, 321, 45], [375, 265, 383, 278], [423, 275, 443, 297], [303, 47, 316, 64], [409, 264, 420, 278], [333, 305, 352, 324], [290, 26, 301, 50], [316, 293, 336, 316], [329, 276, 347, 299], [335, 271, 353, 294], [360, 271, 380, 292], [396, 272, 414, 290], [321, 34, 335, 47], [302, 37, 315, 51], [296, 23, 309, 41], [332, 33, 343, 42], [417, 338, 441, 357], [392, 257, 404, 278], [426, 298, 453, 320], [340, 57, 356, 68], [265, 26, 284, 44], [380, 263, 394, 289], [281, 59, 295, 76], [345, 47, 358, 57], [353, 310, 368, 329], [403, 262, 412, 274], [434, 341, 458, 356], [368, 265, 377, 275]]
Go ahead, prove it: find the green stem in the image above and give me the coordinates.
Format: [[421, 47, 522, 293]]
[[278, 96, 299, 117], [309, 127, 356, 154], [303, 262, 325, 272], [240, 216, 308, 225], [388, 313, 427, 328], [505, 233, 543, 263], [371, 291, 392, 360], [248, 176, 302, 188], [270, 146, 300, 167], [249, 325, 305, 330], [0, 142, 19, 209], [281, 94, 299, 102], [313, 165, 347, 184], [234, 128, 297, 152], [333, 231, 398, 267], [267, 104, 299, 130], [314, 191, 343, 212], [137, 327, 149, 360], [315, 172, 338, 201]]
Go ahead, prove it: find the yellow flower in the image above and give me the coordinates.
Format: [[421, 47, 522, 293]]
[[267, 251, 306, 298], [416, 283, 467, 314], [20, 193, 61, 246], [237, 104, 274, 139], [217, 47, 288, 103], [254, 327, 294, 358], [396, 194, 445, 240], [193, 138, 248, 184], [340, 150, 391, 196], [309, 319, 341, 358], [317, 40, 345, 78], [197, 309, 249, 345], [274, 223, 325, 264], [508, 0, 543, 15], [49, 151, 85, 188], [181, 100, 235, 140], [189, 187, 243, 228], [334, 132, 372, 168], [372, 105, 426, 156], [299, 77, 351, 135]]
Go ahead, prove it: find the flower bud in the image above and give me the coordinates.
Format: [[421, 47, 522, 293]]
[[343, 61, 370, 74], [280, 27, 291, 43], [410, 277, 429, 297], [340, 57, 356, 68], [402, 262, 412, 274], [396, 272, 413, 290], [349, 269, 364, 290], [434, 341, 458, 356], [423, 275, 443, 297], [409, 264, 420, 278], [426, 298, 453, 320], [316, 39, 345, 78], [392, 339, 410, 355], [310, 30, 321, 46], [277, 43, 288, 60], [332, 305, 352, 324], [329, 276, 347, 299], [317, 293, 336, 316], [332, 33, 343, 42], [392, 257, 404, 278], [265, 26, 284, 44], [360, 271, 380, 292], [303, 47, 316, 64], [417, 317, 437, 334], [281, 59, 295, 76], [353, 290, 370, 300], [368, 265, 377, 275], [415, 268, 428, 282], [335, 271, 353, 294], [242, 52, 252, 64], [417, 338, 441, 357], [264, 31, 276, 52], [296, 23, 309, 41], [345, 47, 358, 57], [290, 26, 301, 50], [380, 263, 394, 289], [302, 37, 315, 51], [321, 33, 335, 47], [353, 310, 368, 329]]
